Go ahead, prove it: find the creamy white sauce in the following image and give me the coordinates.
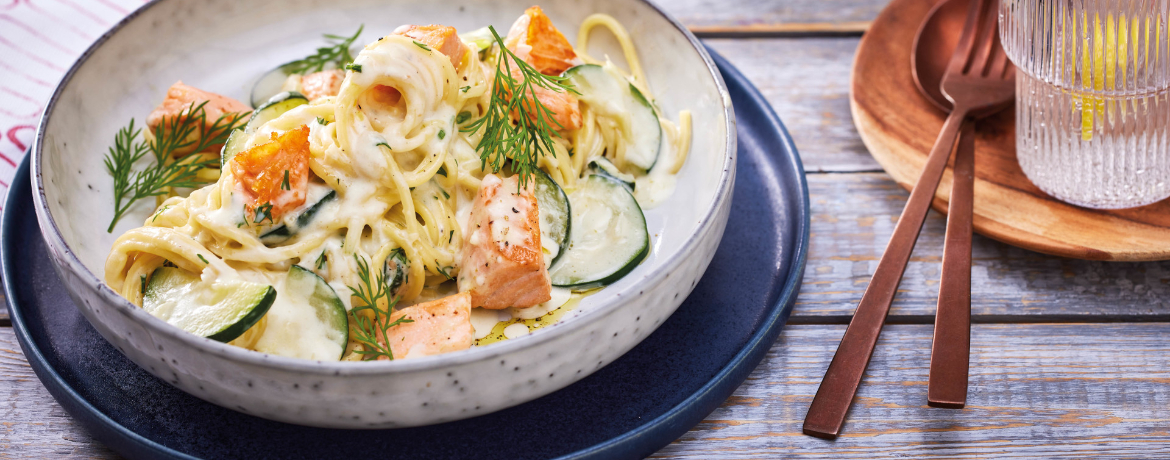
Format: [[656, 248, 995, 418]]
[[469, 307, 500, 339], [509, 286, 571, 320], [633, 171, 677, 208], [503, 323, 530, 339], [252, 272, 345, 360]]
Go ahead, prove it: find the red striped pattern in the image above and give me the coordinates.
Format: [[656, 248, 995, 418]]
[[0, 0, 147, 210]]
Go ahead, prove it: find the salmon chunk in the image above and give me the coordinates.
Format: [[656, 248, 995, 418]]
[[300, 69, 345, 101], [146, 81, 251, 153], [504, 6, 581, 76], [504, 7, 582, 131], [393, 24, 470, 71], [458, 174, 552, 309], [376, 292, 473, 360], [230, 126, 310, 223]]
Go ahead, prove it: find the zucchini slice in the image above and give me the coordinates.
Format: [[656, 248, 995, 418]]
[[563, 64, 662, 172], [588, 157, 635, 189], [219, 128, 248, 168], [534, 169, 571, 268], [245, 91, 309, 135], [143, 267, 276, 343], [259, 185, 337, 245], [251, 64, 294, 108], [222, 92, 310, 168], [460, 26, 496, 61], [285, 265, 349, 359], [548, 175, 649, 289], [382, 247, 410, 299], [246, 63, 297, 108]]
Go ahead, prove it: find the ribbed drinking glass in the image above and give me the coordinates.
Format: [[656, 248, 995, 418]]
[[1000, 0, 1170, 209]]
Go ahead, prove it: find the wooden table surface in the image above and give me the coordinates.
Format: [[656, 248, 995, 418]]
[[5, 0, 1170, 458]]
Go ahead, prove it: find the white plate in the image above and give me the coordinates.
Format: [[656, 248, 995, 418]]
[[32, 0, 735, 428]]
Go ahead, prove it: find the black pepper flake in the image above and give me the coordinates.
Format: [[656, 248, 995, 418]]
[[512, 207, 518, 213]]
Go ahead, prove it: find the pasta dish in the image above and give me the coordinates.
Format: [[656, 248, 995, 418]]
[[101, 6, 691, 362]]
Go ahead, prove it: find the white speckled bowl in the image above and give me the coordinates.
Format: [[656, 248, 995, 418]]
[[32, 0, 735, 428]]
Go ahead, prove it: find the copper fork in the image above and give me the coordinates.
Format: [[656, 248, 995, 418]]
[[802, 0, 1014, 438]]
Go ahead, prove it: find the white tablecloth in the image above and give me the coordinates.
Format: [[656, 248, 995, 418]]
[[0, 0, 145, 208]]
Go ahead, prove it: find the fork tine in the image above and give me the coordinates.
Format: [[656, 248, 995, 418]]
[[968, 0, 1000, 75], [988, 37, 1011, 79], [947, 0, 990, 76]]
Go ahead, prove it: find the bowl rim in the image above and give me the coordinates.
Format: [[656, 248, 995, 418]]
[[30, 0, 737, 375]]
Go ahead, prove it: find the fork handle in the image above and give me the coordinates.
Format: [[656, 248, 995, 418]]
[[928, 118, 976, 408], [803, 107, 970, 439]]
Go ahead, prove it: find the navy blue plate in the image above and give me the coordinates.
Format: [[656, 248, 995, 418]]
[[2, 49, 809, 460]]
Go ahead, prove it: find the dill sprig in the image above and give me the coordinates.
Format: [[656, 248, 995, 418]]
[[281, 25, 364, 75], [104, 101, 245, 232], [348, 254, 413, 361], [460, 26, 578, 189]]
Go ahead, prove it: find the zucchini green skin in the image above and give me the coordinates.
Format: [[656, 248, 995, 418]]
[[563, 64, 662, 172], [587, 158, 635, 189], [144, 267, 276, 343], [549, 174, 649, 290], [250, 63, 295, 108], [245, 91, 309, 134], [287, 265, 349, 359], [259, 190, 338, 244], [206, 287, 275, 343], [222, 92, 310, 168], [533, 169, 571, 268], [219, 128, 247, 168]]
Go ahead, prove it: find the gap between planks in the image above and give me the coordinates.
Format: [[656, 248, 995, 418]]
[[690, 23, 869, 38]]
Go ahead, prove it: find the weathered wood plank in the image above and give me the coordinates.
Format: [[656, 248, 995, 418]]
[[0, 329, 119, 459], [705, 38, 880, 173], [6, 323, 1170, 458], [655, 323, 1170, 458], [656, 0, 890, 34], [798, 173, 1170, 320]]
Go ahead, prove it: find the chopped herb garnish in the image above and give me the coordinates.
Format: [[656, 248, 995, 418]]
[[316, 116, 329, 125], [460, 86, 471, 93], [461, 26, 578, 189], [344, 63, 362, 72], [151, 205, 170, 223], [413, 40, 431, 51], [440, 188, 450, 199], [448, 230, 454, 244], [197, 254, 209, 264], [348, 254, 413, 361], [282, 25, 364, 75], [456, 111, 472, 123], [376, 141, 391, 150], [140, 275, 147, 295], [436, 262, 456, 281], [104, 102, 245, 232], [315, 252, 327, 270], [438, 129, 446, 140], [253, 203, 274, 224], [437, 165, 447, 177], [281, 170, 290, 190]]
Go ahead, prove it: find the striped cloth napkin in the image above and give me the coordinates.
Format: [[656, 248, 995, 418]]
[[0, 0, 145, 209]]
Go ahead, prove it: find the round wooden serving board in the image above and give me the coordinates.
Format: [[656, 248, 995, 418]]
[[851, 0, 1170, 261]]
